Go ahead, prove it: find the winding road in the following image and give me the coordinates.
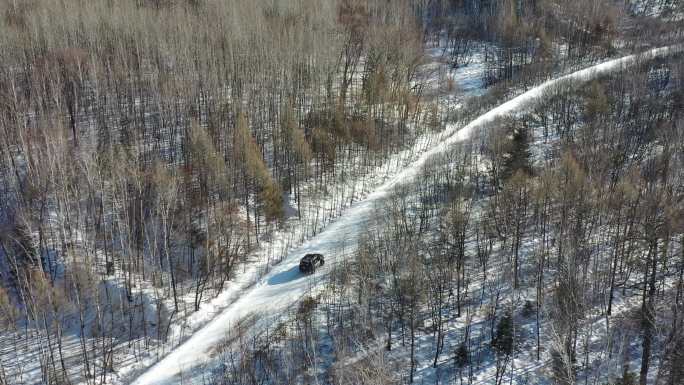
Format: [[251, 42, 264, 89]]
[[129, 45, 682, 385]]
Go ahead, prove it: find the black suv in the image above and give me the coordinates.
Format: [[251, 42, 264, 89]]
[[299, 253, 324, 273]]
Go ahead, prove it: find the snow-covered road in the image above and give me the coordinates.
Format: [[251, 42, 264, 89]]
[[129, 45, 681, 385]]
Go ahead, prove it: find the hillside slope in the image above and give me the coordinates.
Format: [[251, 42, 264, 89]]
[[129, 44, 682, 385]]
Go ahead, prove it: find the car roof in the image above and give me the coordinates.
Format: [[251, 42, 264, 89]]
[[301, 253, 322, 261]]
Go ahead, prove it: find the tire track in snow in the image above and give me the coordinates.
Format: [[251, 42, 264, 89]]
[[129, 45, 681, 385]]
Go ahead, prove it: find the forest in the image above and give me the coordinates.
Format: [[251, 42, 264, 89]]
[[0, 0, 682, 384]]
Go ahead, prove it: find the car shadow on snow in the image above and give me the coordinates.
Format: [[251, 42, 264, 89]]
[[267, 265, 307, 285]]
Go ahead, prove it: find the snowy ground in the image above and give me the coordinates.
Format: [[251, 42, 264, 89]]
[[64, 45, 490, 385], [127, 45, 682, 385]]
